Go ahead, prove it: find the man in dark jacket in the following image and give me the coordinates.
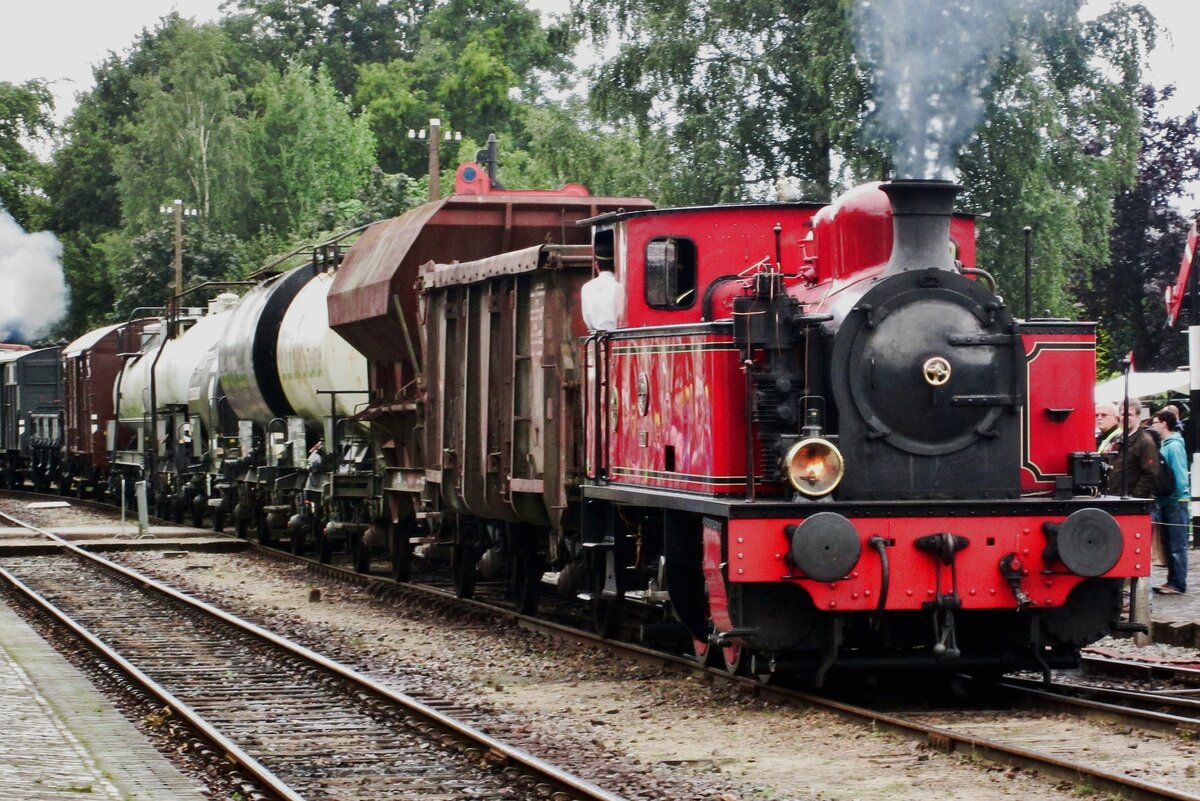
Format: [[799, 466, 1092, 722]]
[[1104, 399, 1158, 497]]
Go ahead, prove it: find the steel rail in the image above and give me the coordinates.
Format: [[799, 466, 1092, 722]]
[[998, 677, 1200, 735], [0, 511, 630, 801], [0, 565, 305, 801], [250, 544, 1200, 801], [9, 502, 1200, 801]]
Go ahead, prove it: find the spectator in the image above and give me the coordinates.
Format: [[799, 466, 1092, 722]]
[[1149, 410, 1189, 594], [1104, 399, 1158, 498], [1096, 403, 1120, 451]]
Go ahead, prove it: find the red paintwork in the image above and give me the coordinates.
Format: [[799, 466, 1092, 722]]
[[702, 520, 734, 631], [584, 179, 1148, 641], [595, 186, 980, 493], [605, 330, 750, 492], [1166, 220, 1196, 326], [62, 321, 148, 466], [1020, 329, 1097, 492], [617, 205, 821, 328], [726, 511, 1149, 610], [797, 182, 975, 312]]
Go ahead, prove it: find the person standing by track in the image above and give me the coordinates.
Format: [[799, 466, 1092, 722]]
[[1150, 409, 1189, 594], [1104, 399, 1158, 499]]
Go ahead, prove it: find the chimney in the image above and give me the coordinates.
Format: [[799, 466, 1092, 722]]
[[879, 179, 962, 276]]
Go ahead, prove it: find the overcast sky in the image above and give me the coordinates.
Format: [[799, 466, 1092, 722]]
[[2, 0, 1196, 151]]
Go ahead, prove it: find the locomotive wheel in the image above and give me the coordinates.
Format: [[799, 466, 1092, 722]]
[[722, 643, 746, 676], [256, 509, 271, 545], [235, 514, 249, 539], [315, 519, 331, 563], [191, 505, 204, 529], [211, 510, 225, 533], [390, 522, 412, 583], [451, 545, 477, 599], [511, 547, 543, 616], [691, 638, 713, 666]]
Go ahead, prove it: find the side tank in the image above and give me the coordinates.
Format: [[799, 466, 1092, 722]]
[[218, 265, 315, 423], [276, 270, 368, 429]]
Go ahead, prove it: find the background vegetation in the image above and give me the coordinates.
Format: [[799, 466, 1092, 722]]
[[1, 0, 1197, 373]]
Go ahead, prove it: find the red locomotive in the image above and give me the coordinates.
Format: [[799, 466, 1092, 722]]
[[572, 179, 1148, 680]]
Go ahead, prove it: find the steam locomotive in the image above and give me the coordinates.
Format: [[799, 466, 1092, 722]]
[[40, 159, 1149, 683]]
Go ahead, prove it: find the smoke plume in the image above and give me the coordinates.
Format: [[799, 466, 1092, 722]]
[[0, 211, 68, 341], [852, 0, 1025, 179]]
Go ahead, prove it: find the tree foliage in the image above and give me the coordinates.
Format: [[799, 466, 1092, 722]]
[[957, 2, 1153, 317], [115, 23, 250, 233], [0, 80, 55, 228], [244, 62, 376, 236], [575, 0, 872, 202], [1077, 85, 1200, 372]]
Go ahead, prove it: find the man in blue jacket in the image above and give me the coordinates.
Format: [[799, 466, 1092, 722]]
[[1149, 409, 1189, 594]]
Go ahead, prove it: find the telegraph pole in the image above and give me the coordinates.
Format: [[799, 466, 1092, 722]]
[[160, 199, 197, 295], [408, 118, 462, 201]]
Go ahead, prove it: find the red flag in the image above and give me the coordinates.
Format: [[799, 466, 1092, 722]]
[[1166, 221, 1197, 326]]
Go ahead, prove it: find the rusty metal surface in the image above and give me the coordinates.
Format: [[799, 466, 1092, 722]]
[[422, 252, 590, 526], [328, 193, 653, 370]]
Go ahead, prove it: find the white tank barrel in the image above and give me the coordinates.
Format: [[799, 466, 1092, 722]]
[[277, 271, 368, 428]]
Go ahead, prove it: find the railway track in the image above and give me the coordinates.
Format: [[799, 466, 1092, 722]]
[[0, 510, 630, 801], [244, 538, 1200, 801], [6, 496, 1200, 801]]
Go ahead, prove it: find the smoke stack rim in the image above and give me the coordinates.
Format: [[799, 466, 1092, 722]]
[[879, 179, 963, 217]]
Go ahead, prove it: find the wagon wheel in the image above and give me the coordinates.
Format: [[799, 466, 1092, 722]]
[[289, 523, 305, 556], [256, 508, 271, 545], [351, 532, 371, 574], [316, 522, 332, 564], [451, 544, 477, 599], [690, 637, 713, 666], [390, 521, 413, 583], [511, 546, 543, 616]]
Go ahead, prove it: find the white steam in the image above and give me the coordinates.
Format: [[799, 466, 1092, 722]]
[[853, 0, 1025, 179], [0, 211, 68, 341]]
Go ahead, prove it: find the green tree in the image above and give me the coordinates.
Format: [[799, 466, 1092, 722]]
[[223, 0, 430, 95], [115, 22, 250, 234], [1078, 85, 1200, 372], [356, 0, 573, 175], [0, 80, 55, 228], [113, 219, 240, 318], [245, 62, 376, 235], [498, 101, 664, 199], [576, 0, 870, 203], [957, 2, 1152, 317]]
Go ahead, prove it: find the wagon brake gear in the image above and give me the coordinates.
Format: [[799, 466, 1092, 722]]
[[915, 532, 969, 659], [998, 552, 1032, 609]]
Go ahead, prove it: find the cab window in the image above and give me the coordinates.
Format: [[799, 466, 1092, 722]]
[[644, 237, 697, 309]]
